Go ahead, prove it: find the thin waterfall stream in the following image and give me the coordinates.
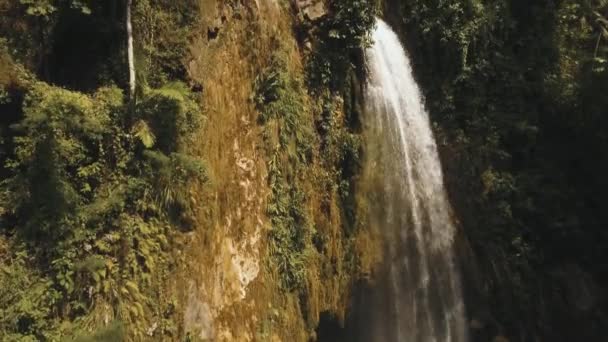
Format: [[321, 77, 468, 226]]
[[359, 18, 468, 342]]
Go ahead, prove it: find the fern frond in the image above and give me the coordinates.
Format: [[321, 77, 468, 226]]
[[131, 120, 156, 148]]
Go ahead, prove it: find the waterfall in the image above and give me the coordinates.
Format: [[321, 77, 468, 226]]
[[359, 19, 468, 342]]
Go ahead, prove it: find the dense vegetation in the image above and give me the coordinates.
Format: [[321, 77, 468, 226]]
[[2, 0, 606, 341], [254, 0, 377, 334], [387, 0, 608, 340], [0, 0, 379, 340], [0, 1, 203, 340]]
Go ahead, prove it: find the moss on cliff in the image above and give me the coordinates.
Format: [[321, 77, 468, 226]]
[[0, 0, 379, 340], [180, 1, 380, 340]]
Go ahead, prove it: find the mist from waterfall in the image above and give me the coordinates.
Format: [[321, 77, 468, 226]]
[[358, 18, 468, 342]]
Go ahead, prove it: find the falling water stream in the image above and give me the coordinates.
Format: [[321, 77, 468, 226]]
[[358, 18, 468, 342]]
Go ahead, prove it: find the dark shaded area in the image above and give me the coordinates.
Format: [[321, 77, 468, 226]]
[[207, 26, 220, 40], [380, 0, 608, 341], [0, 90, 24, 179], [45, 3, 125, 91], [315, 312, 348, 342], [316, 281, 379, 342]]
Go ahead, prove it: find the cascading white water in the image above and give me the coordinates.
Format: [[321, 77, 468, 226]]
[[359, 19, 468, 342]]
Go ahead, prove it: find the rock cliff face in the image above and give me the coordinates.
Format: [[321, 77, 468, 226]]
[[182, 5, 275, 339], [294, 0, 326, 21], [176, 1, 378, 340]]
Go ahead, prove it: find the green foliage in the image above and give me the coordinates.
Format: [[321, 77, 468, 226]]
[[131, 120, 156, 148], [133, 0, 199, 87], [256, 48, 315, 163], [73, 321, 125, 342], [0, 246, 61, 340], [267, 150, 314, 291], [307, 0, 377, 90], [4, 82, 113, 238], [19, 0, 58, 17], [0, 0, 94, 76], [19, 0, 90, 17], [254, 44, 316, 291], [136, 82, 202, 153], [143, 150, 206, 226], [323, 0, 376, 49], [2, 0, 197, 90], [0, 0, 204, 338], [253, 69, 282, 109], [314, 73, 363, 229], [0, 79, 204, 339], [256, 37, 364, 294], [397, 0, 608, 338]]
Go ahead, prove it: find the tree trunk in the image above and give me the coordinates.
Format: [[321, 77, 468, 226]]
[[126, 0, 135, 98]]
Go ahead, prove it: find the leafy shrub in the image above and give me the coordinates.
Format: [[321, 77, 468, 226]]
[[73, 321, 125, 342], [133, 0, 199, 86], [4, 82, 114, 238], [0, 78, 204, 338], [253, 46, 316, 291], [307, 0, 377, 90], [267, 150, 314, 291], [143, 150, 206, 225], [0, 247, 61, 340], [253, 69, 283, 110], [397, 0, 608, 338], [136, 82, 202, 153]]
